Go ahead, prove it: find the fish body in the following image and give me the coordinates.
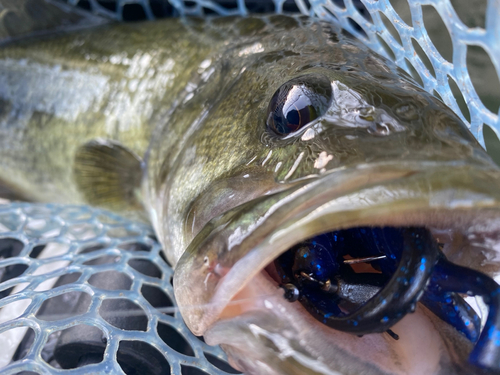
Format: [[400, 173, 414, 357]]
[[1, 13, 500, 375]]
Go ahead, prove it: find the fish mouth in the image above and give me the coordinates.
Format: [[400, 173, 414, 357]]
[[174, 161, 500, 374]]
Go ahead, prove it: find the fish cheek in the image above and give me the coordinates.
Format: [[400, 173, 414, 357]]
[[184, 169, 283, 240]]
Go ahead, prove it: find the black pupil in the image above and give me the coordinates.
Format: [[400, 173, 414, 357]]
[[267, 74, 332, 135]]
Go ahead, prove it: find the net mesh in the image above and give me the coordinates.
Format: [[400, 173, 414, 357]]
[[57, 0, 500, 147], [0, 203, 239, 375]]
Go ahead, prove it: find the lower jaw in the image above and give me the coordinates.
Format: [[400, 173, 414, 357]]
[[206, 269, 474, 375]]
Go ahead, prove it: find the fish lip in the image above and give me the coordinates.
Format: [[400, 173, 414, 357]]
[[174, 161, 500, 336]]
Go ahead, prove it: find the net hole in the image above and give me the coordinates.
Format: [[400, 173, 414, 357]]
[[450, 0, 486, 28], [117, 340, 170, 375], [347, 17, 367, 39], [100, 298, 148, 331], [96, 0, 116, 12], [36, 292, 91, 321], [411, 38, 436, 78], [31, 260, 69, 277], [422, 5, 453, 62], [376, 35, 395, 61], [118, 241, 152, 252], [404, 58, 424, 88], [282, 1, 301, 13], [25, 218, 61, 238], [128, 258, 162, 278], [354, 0, 372, 23], [0, 298, 31, 324], [433, 90, 444, 103], [0, 238, 24, 258], [448, 76, 471, 122], [29, 244, 46, 258], [0, 282, 29, 299], [182, 366, 210, 375], [2, 327, 35, 366], [378, 11, 402, 45], [68, 223, 99, 240], [33, 242, 70, 259], [141, 284, 174, 316], [82, 254, 120, 266], [205, 353, 241, 374], [0, 263, 29, 284], [331, 0, 345, 9], [158, 249, 172, 267], [467, 45, 500, 113], [35, 272, 81, 292], [122, 4, 148, 21], [52, 324, 106, 369], [483, 125, 500, 167], [150, 0, 175, 18], [88, 270, 132, 290], [202, 6, 219, 15], [78, 243, 108, 254], [388, 0, 412, 25], [157, 322, 195, 356]]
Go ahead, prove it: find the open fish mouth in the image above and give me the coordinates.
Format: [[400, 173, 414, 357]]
[[174, 161, 500, 375]]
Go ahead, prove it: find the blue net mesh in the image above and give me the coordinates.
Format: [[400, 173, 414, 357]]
[[59, 0, 500, 147], [0, 203, 239, 374]]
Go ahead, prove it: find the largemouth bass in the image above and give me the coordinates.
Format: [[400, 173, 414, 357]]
[[1, 11, 500, 375]]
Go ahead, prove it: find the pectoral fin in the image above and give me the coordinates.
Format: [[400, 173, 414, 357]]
[[74, 139, 143, 213]]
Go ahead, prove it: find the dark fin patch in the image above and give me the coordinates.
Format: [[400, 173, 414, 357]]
[[74, 139, 143, 213]]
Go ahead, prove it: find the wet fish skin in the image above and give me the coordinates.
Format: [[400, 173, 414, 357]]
[[0, 14, 500, 375]]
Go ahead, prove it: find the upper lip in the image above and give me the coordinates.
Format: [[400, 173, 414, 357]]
[[174, 161, 500, 335]]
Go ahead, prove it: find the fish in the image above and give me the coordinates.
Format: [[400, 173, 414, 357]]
[[1, 7, 500, 375]]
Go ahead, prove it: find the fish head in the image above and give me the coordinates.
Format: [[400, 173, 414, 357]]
[[150, 16, 500, 375]]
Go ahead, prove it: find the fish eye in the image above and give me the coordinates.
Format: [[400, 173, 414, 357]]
[[266, 74, 332, 136]]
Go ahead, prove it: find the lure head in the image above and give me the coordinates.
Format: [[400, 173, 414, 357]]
[[145, 16, 500, 375]]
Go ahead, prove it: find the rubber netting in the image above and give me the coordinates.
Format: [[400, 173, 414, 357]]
[[56, 0, 500, 148], [0, 203, 240, 375]]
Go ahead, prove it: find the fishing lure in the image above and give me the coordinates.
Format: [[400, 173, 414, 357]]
[[275, 227, 500, 370]]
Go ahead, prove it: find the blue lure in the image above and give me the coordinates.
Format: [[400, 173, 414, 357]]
[[275, 227, 500, 371]]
